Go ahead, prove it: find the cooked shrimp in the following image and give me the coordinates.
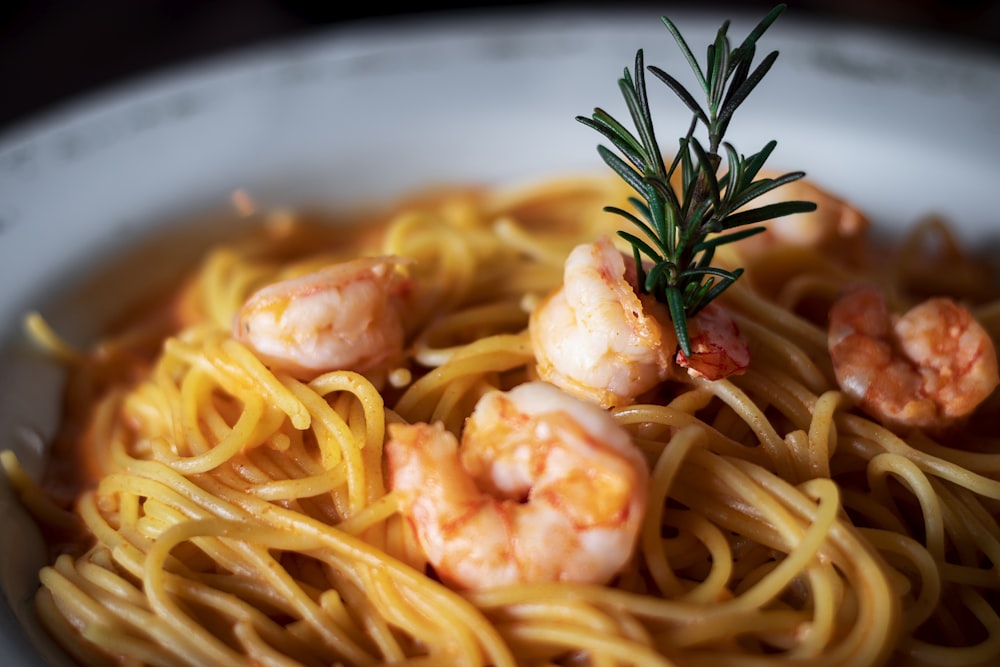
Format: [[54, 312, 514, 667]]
[[828, 284, 999, 430], [676, 302, 750, 380], [529, 235, 674, 408], [735, 176, 868, 259], [385, 381, 648, 590], [233, 256, 411, 379], [529, 236, 750, 403]]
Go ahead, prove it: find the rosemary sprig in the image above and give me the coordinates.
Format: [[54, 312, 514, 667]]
[[576, 3, 817, 357]]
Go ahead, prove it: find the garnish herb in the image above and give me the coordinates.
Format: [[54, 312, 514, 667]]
[[577, 3, 817, 356]]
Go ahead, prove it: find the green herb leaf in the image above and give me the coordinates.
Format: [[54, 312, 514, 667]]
[[576, 3, 817, 357]]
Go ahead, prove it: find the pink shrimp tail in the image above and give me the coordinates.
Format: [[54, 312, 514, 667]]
[[675, 303, 750, 381]]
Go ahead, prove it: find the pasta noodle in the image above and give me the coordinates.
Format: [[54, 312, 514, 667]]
[[4, 172, 1000, 667]]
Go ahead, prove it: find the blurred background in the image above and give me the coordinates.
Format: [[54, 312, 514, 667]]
[[2, 0, 999, 134]]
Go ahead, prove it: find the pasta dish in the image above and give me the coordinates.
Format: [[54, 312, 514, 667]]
[[3, 171, 1000, 667]]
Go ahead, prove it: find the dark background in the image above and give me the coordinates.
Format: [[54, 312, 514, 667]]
[[2, 0, 1000, 135]]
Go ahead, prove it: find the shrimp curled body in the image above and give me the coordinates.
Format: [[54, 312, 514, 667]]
[[529, 236, 675, 408], [828, 284, 999, 430], [233, 256, 411, 379], [385, 381, 649, 590], [530, 236, 749, 407], [735, 175, 869, 259]]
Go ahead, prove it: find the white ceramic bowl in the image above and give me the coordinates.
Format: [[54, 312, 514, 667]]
[[2, 7, 998, 665]]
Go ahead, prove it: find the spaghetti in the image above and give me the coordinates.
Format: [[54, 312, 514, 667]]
[[4, 173, 1000, 667]]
